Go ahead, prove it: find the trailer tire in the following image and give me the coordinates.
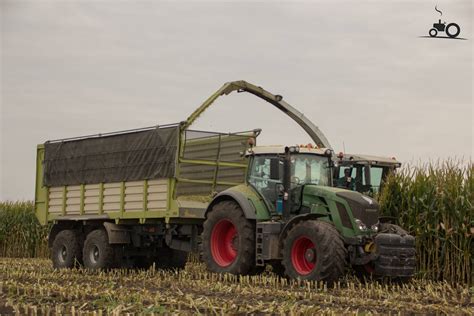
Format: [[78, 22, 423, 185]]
[[83, 229, 116, 270], [51, 229, 82, 269], [282, 220, 346, 284], [202, 200, 255, 275]]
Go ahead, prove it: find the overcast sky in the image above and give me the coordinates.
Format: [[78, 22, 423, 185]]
[[1, 0, 472, 200]]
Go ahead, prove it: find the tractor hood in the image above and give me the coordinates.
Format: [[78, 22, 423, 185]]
[[335, 190, 380, 227], [302, 185, 380, 227]]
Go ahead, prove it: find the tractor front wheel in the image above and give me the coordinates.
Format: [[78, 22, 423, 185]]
[[429, 28, 438, 37], [202, 200, 255, 275], [282, 220, 346, 284]]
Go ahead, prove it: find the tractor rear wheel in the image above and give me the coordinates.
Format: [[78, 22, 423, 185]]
[[282, 220, 346, 284], [83, 229, 116, 270], [446, 23, 460, 38], [202, 200, 255, 275], [51, 229, 82, 269]]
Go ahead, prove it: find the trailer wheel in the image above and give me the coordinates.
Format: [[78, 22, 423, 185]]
[[282, 220, 346, 284], [83, 229, 116, 270], [51, 229, 82, 269], [202, 200, 255, 275]]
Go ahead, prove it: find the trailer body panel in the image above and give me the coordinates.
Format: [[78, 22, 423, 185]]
[[35, 126, 258, 224]]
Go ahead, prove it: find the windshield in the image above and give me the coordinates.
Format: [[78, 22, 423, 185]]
[[291, 154, 330, 187], [335, 164, 387, 193]]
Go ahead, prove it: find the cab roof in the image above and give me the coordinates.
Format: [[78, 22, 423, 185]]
[[246, 145, 329, 156], [337, 153, 401, 167]]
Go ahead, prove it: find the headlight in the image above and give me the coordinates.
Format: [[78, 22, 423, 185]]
[[354, 218, 367, 231], [288, 146, 300, 153], [371, 222, 380, 232]]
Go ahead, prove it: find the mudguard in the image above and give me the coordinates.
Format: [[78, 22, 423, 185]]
[[278, 213, 329, 246], [206, 190, 257, 219]]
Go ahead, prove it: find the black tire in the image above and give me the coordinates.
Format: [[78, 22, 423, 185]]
[[202, 200, 255, 275], [429, 28, 437, 37], [445, 23, 460, 38], [51, 229, 82, 269], [83, 229, 116, 270], [282, 220, 346, 284]]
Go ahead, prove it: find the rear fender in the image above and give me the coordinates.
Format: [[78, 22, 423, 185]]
[[103, 222, 131, 244], [205, 190, 257, 219]]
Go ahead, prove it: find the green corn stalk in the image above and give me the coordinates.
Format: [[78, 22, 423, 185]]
[[0, 201, 50, 258], [379, 160, 473, 285]]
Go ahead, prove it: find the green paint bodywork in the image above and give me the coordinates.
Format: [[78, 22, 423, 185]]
[[221, 184, 271, 220], [35, 145, 48, 225], [301, 185, 363, 238], [183, 80, 332, 148]]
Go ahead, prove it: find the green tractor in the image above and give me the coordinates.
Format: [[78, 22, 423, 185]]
[[194, 81, 415, 282], [202, 144, 415, 282]]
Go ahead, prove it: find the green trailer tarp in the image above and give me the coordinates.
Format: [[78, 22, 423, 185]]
[[43, 125, 179, 187]]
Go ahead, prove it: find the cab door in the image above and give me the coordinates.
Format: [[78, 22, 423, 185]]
[[248, 155, 283, 214]]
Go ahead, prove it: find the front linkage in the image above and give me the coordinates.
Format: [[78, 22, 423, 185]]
[[347, 223, 416, 278]]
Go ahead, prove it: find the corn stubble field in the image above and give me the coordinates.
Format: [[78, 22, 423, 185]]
[[0, 161, 472, 315], [1, 258, 472, 315]]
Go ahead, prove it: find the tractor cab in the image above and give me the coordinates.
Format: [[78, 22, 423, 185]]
[[333, 153, 401, 194], [246, 145, 333, 217]]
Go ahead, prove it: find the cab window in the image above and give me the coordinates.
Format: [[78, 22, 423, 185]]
[[248, 156, 283, 212], [369, 166, 384, 193], [291, 154, 330, 187]]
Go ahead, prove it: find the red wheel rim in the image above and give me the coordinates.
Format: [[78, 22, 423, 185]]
[[211, 219, 237, 267], [291, 236, 316, 275]]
